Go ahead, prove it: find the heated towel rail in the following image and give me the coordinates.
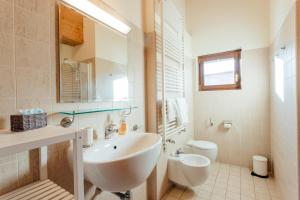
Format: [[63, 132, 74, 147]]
[[155, 0, 186, 147]]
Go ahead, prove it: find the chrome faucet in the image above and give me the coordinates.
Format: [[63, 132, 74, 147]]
[[104, 123, 118, 139], [166, 138, 175, 144]]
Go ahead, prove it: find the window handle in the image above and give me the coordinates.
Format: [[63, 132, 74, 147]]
[[235, 74, 239, 83]]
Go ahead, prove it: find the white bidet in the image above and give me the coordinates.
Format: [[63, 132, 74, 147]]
[[168, 154, 210, 187]]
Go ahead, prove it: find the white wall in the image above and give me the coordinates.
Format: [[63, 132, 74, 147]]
[[95, 24, 127, 65], [270, 2, 298, 200], [102, 0, 142, 28], [172, 0, 186, 21], [269, 0, 298, 199], [270, 0, 297, 40], [73, 18, 95, 61], [194, 48, 270, 167], [60, 18, 96, 62], [186, 0, 270, 56], [186, 0, 272, 167]]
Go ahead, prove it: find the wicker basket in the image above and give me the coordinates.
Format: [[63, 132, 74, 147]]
[[10, 113, 47, 132]]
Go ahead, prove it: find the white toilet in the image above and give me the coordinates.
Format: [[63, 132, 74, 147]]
[[168, 154, 210, 187], [185, 140, 218, 162]]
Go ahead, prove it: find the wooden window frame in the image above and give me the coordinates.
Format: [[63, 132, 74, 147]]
[[198, 49, 242, 91]]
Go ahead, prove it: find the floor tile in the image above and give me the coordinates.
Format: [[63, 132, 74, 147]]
[[211, 194, 226, 200], [162, 162, 281, 200], [255, 193, 271, 200], [212, 187, 226, 196], [241, 195, 255, 200], [197, 189, 211, 199], [226, 192, 240, 200]]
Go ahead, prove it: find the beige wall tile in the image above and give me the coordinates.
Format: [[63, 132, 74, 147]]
[[0, 67, 15, 98], [0, 98, 16, 129], [194, 48, 270, 167], [15, 37, 50, 69], [0, 98, 16, 115], [14, 6, 50, 43], [50, 44, 58, 100], [16, 98, 52, 113], [16, 67, 51, 99], [0, 33, 13, 67], [49, 4, 57, 51], [14, 0, 49, 15], [0, 0, 13, 34]]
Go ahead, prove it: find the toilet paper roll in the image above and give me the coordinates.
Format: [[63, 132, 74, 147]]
[[82, 127, 94, 147]]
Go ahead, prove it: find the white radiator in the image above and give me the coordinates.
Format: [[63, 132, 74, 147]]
[[155, 0, 185, 139]]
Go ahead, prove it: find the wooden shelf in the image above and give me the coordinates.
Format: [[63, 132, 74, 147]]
[[0, 179, 74, 200], [0, 126, 84, 200], [0, 126, 77, 157]]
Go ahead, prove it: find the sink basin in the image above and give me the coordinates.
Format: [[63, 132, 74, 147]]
[[68, 132, 162, 192]]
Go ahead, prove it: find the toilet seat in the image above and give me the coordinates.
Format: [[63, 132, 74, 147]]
[[186, 140, 217, 150]]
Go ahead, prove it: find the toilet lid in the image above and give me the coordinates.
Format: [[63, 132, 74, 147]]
[[186, 140, 217, 150]]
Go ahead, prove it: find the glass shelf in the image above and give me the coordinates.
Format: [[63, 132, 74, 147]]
[[59, 106, 138, 116]]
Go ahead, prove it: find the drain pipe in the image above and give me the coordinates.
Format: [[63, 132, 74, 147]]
[[112, 190, 132, 200], [92, 187, 131, 200], [91, 188, 102, 200]]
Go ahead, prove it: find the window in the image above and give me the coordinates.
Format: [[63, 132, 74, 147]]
[[198, 49, 241, 91], [274, 56, 284, 102]]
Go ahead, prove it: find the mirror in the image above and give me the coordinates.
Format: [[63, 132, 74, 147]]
[[58, 4, 129, 103]]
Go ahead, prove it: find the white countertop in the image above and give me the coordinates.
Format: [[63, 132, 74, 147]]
[[0, 125, 78, 157]]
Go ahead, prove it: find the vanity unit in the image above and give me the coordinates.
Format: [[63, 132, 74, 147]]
[[0, 126, 84, 200]]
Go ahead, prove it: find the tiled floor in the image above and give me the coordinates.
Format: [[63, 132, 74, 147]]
[[162, 162, 282, 200]]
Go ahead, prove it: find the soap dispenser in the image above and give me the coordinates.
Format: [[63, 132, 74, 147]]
[[118, 114, 128, 135]]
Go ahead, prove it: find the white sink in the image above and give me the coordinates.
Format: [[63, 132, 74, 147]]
[[68, 132, 162, 192]]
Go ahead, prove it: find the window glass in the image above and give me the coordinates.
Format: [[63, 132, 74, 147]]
[[203, 58, 235, 86], [275, 56, 284, 102]]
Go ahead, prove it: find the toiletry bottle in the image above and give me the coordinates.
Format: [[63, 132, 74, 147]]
[[118, 115, 128, 135]]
